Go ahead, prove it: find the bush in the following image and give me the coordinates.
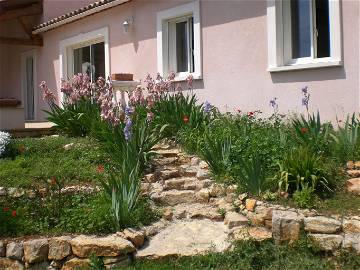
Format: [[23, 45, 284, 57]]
[[0, 131, 11, 158]]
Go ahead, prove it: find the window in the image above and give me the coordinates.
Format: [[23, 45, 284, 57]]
[[73, 42, 105, 81], [60, 27, 110, 100], [157, 1, 202, 80], [267, 0, 342, 71]]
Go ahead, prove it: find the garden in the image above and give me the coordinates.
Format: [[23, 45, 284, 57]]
[[1, 73, 360, 269]]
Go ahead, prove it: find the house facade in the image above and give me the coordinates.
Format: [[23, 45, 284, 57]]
[[0, 0, 358, 130]]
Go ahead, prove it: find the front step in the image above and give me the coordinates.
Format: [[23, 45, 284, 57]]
[[152, 190, 208, 206], [172, 203, 224, 221]]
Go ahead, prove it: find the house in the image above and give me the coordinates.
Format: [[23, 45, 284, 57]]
[[0, 0, 357, 130]]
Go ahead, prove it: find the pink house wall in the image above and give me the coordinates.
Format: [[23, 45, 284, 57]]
[[3, 0, 358, 122]]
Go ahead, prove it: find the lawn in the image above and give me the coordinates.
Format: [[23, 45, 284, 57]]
[[0, 135, 108, 188]]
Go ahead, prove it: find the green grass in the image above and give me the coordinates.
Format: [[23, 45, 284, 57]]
[[120, 240, 360, 270], [0, 135, 109, 188]]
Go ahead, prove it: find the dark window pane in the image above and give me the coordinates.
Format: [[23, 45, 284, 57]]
[[176, 21, 188, 72], [190, 17, 195, 73], [92, 42, 105, 80], [315, 0, 330, 58], [73, 45, 91, 77], [291, 0, 311, 58]]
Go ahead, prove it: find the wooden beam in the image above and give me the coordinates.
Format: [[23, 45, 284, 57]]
[[0, 3, 42, 21], [0, 36, 43, 46], [18, 16, 33, 37]]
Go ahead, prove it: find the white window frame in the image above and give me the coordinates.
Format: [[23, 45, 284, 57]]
[[267, 0, 342, 72], [21, 49, 37, 121], [59, 27, 110, 101], [157, 1, 202, 81]]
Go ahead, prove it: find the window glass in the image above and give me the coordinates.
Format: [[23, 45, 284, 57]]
[[176, 21, 188, 72], [291, 0, 311, 59], [315, 0, 330, 58]]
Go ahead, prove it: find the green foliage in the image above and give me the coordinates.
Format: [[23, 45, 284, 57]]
[[89, 254, 105, 270], [0, 136, 108, 188], [236, 154, 267, 196], [152, 93, 210, 138], [291, 112, 332, 154], [276, 147, 332, 196], [293, 185, 315, 208], [331, 114, 359, 163], [123, 239, 341, 270], [45, 99, 100, 137]]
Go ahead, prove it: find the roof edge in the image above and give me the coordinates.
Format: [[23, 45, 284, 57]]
[[32, 0, 130, 34]]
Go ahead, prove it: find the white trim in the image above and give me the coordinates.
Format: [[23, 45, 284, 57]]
[[21, 49, 37, 121], [59, 26, 110, 102], [157, 1, 202, 80], [267, 0, 342, 72], [32, 0, 130, 34]]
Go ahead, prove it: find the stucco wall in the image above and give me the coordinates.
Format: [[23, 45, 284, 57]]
[[5, 0, 359, 122]]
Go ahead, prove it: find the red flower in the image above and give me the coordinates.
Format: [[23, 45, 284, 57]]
[[3, 207, 9, 212], [11, 210, 17, 217], [97, 165, 105, 173], [300, 127, 308, 134], [247, 111, 254, 117], [183, 115, 189, 124], [236, 109, 241, 114]]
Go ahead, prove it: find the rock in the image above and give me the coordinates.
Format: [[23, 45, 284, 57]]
[[70, 235, 135, 257], [6, 242, 23, 260], [140, 183, 151, 194], [121, 228, 145, 248], [158, 169, 180, 180], [173, 203, 223, 221], [163, 208, 173, 221], [226, 185, 237, 195], [196, 179, 212, 190], [61, 258, 90, 270], [343, 219, 360, 233], [136, 220, 230, 259], [49, 260, 63, 269], [224, 212, 249, 229], [355, 161, 360, 169], [26, 190, 36, 199], [196, 169, 210, 180], [143, 220, 169, 237], [48, 236, 72, 261], [347, 161, 355, 169], [248, 206, 273, 226], [23, 239, 49, 264], [209, 184, 225, 197], [199, 161, 209, 169], [0, 241, 5, 257], [304, 216, 341, 234], [197, 188, 210, 203], [63, 143, 74, 150], [26, 261, 50, 270], [210, 197, 235, 212], [180, 165, 198, 177], [103, 255, 130, 269], [156, 149, 180, 158], [272, 210, 302, 244], [346, 178, 360, 194], [232, 227, 272, 241], [7, 188, 24, 198], [0, 258, 24, 270], [154, 190, 197, 206], [347, 170, 360, 178], [144, 174, 156, 183], [190, 157, 200, 166], [343, 234, 360, 253], [245, 199, 257, 212], [309, 234, 343, 251], [163, 178, 186, 190], [153, 157, 178, 166], [0, 187, 6, 196]]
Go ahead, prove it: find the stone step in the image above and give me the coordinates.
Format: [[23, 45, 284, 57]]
[[156, 169, 181, 180], [152, 190, 208, 206], [152, 157, 179, 167], [347, 170, 360, 178], [163, 177, 212, 191], [154, 149, 180, 158], [172, 203, 224, 221]]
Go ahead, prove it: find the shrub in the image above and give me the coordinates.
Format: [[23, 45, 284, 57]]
[[0, 131, 11, 158], [293, 185, 315, 208]]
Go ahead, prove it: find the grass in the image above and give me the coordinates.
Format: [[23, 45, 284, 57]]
[[120, 240, 360, 270], [0, 135, 109, 188]]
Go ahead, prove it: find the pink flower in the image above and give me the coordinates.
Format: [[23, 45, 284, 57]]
[[39, 81, 56, 103], [186, 74, 194, 90], [147, 112, 154, 122]]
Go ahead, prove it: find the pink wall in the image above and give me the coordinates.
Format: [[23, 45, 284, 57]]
[[3, 0, 359, 122], [43, 0, 96, 22]]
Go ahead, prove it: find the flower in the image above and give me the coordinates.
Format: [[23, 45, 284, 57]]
[[236, 109, 241, 114], [300, 127, 308, 134], [39, 81, 56, 103], [3, 207, 9, 212], [11, 210, 17, 217], [269, 97, 278, 109], [124, 106, 134, 117], [183, 115, 189, 124], [124, 119, 133, 141], [147, 112, 154, 122], [186, 74, 194, 90], [247, 111, 254, 117], [204, 101, 212, 113], [97, 165, 105, 173]]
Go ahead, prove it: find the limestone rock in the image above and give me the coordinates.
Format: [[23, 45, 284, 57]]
[[245, 199, 256, 212], [163, 178, 186, 190], [156, 149, 180, 158], [343, 233, 360, 253], [48, 236, 72, 261], [0, 241, 5, 257], [272, 210, 302, 244], [70, 235, 135, 257], [210, 197, 235, 212], [355, 161, 360, 169], [136, 220, 230, 259], [347, 170, 360, 178], [143, 220, 169, 237], [0, 258, 24, 270], [347, 161, 355, 169], [248, 206, 273, 226], [173, 203, 223, 221], [144, 174, 156, 183], [343, 219, 360, 233], [158, 169, 180, 180], [190, 157, 200, 165], [154, 190, 197, 206], [63, 143, 74, 150], [0, 187, 6, 196], [309, 234, 343, 251], [232, 227, 272, 242], [121, 228, 145, 248], [180, 165, 198, 177], [153, 157, 178, 166], [7, 188, 24, 198], [61, 258, 90, 270], [6, 242, 23, 260], [26, 261, 50, 270], [209, 184, 226, 197], [103, 255, 130, 269], [197, 188, 210, 203], [196, 179, 212, 190], [196, 169, 210, 180], [199, 161, 209, 169], [224, 212, 249, 229], [346, 178, 360, 194], [23, 239, 49, 264], [163, 208, 173, 221], [304, 216, 341, 233]]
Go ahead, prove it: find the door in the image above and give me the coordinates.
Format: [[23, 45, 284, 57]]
[[21, 50, 35, 121]]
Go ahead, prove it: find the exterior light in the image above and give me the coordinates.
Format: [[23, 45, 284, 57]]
[[122, 17, 134, 33]]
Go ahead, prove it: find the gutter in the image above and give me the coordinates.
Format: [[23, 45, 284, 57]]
[[32, 0, 131, 34]]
